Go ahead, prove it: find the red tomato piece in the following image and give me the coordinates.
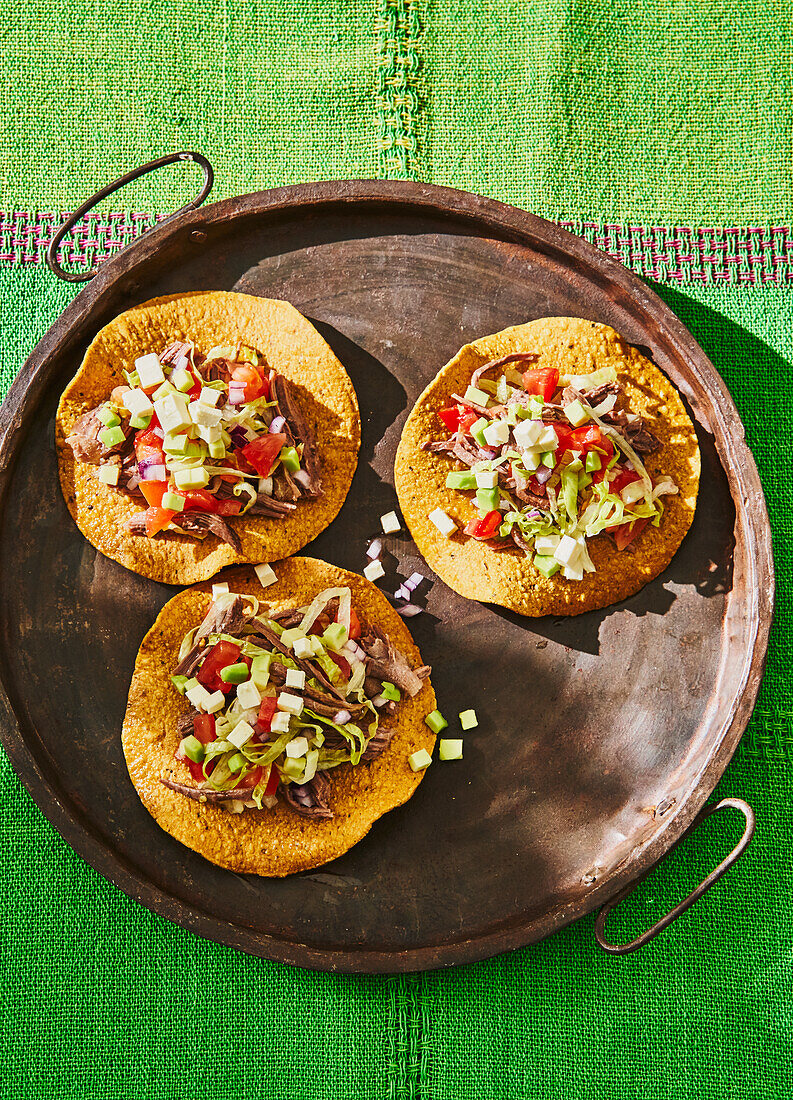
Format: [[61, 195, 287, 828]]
[[144, 505, 176, 537], [328, 650, 352, 679], [139, 480, 168, 508], [459, 410, 480, 434], [569, 424, 614, 458], [438, 405, 464, 433], [346, 607, 361, 640], [241, 433, 287, 477], [193, 714, 216, 744], [463, 509, 502, 540], [612, 517, 650, 551], [257, 696, 278, 732], [234, 765, 264, 791], [263, 764, 280, 797], [551, 423, 576, 454], [185, 759, 206, 783], [197, 640, 243, 694], [231, 364, 268, 402], [609, 467, 642, 495], [522, 368, 560, 401]]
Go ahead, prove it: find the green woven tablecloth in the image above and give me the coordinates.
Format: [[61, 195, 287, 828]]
[[2, 3, 791, 1098]]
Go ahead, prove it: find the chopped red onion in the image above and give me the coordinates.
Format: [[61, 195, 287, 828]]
[[396, 603, 423, 618], [152, 427, 164, 439], [478, 447, 497, 460], [404, 572, 425, 591], [372, 694, 388, 707], [294, 470, 311, 488], [534, 465, 553, 484], [334, 709, 352, 725], [174, 355, 189, 372], [525, 509, 542, 520], [141, 464, 167, 481], [269, 415, 286, 434], [229, 425, 249, 449], [366, 538, 382, 560], [395, 584, 411, 601]]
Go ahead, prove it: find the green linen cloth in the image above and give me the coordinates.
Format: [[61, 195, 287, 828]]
[[1, 3, 791, 1098]]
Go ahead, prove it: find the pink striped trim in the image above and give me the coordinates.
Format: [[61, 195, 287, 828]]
[[2, 211, 792, 285]]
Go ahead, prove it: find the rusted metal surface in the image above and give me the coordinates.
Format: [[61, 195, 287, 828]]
[[0, 181, 773, 971]]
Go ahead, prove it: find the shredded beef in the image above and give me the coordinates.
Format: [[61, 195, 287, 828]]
[[171, 512, 242, 552], [421, 439, 457, 454], [160, 777, 252, 804], [511, 528, 533, 554], [66, 407, 132, 465], [582, 381, 620, 406], [268, 662, 368, 718], [194, 595, 247, 643], [359, 625, 427, 697], [282, 772, 333, 819], [271, 375, 322, 496], [249, 490, 297, 516], [449, 393, 494, 418], [361, 727, 395, 762], [470, 351, 538, 388], [247, 624, 346, 700], [176, 710, 198, 737], [272, 469, 301, 503]]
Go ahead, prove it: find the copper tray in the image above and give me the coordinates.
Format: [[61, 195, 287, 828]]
[[0, 159, 773, 971]]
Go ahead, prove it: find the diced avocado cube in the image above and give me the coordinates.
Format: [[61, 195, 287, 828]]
[[182, 735, 204, 763], [170, 674, 189, 694], [446, 471, 477, 490], [174, 467, 209, 491], [322, 621, 348, 652], [476, 488, 499, 515], [227, 752, 247, 773], [459, 709, 478, 730], [161, 491, 186, 512], [281, 757, 305, 781], [280, 446, 301, 473], [534, 554, 561, 578], [129, 412, 152, 430], [470, 417, 489, 447], [98, 426, 125, 448], [564, 399, 589, 427], [408, 748, 433, 772], [219, 662, 250, 684], [171, 367, 194, 393], [152, 380, 178, 402], [162, 434, 190, 456], [250, 654, 272, 689], [464, 384, 491, 406], [380, 681, 401, 702], [541, 451, 556, 469], [425, 709, 448, 735], [439, 739, 463, 761], [585, 451, 602, 472], [208, 439, 226, 460], [281, 627, 306, 649], [96, 404, 120, 427]]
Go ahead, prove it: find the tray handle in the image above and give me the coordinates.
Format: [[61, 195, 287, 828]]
[[46, 151, 214, 283], [594, 797, 755, 955]]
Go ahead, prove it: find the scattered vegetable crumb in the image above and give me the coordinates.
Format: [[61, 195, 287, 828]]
[[364, 559, 385, 582], [408, 748, 433, 772], [459, 709, 478, 730], [380, 511, 401, 534], [254, 562, 277, 588], [439, 739, 463, 761]]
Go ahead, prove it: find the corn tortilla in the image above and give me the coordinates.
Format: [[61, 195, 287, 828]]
[[56, 292, 360, 584], [395, 318, 700, 616], [122, 558, 437, 876]]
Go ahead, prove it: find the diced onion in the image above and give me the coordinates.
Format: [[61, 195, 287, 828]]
[[142, 464, 167, 481], [334, 709, 352, 725], [270, 415, 286, 433], [404, 572, 424, 591], [534, 466, 553, 485], [396, 603, 423, 618]]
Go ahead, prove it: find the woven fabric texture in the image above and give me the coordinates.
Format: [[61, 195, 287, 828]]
[[2, 3, 791, 1099]]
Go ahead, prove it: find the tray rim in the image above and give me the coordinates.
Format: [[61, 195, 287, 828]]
[[0, 179, 775, 972]]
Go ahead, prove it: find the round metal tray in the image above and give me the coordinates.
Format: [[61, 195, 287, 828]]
[[0, 174, 773, 971]]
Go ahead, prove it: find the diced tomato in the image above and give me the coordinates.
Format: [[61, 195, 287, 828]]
[[197, 640, 243, 694], [612, 517, 650, 551], [438, 405, 464, 433], [551, 423, 576, 454], [609, 467, 642, 495], [263, 764, 280, 796], [328, 650, 352, 679], [459, 409, 480, 434], [135, 425, 164, 451], [186, 759, 206, 783], [528, 476, 548, 497], [522, 367, 560, 402], [463, 509, 502, 540], [231, 364, 268, 402], [179, 488, 243, 517], [257, 696, 278, 732], [241, 433, 287, 477], [144, 505, 176, 537], [193, 713, 216, 744], [234, 765, 264, 791], [346, 607, 361, 640], [139, 480, 168, 508], [569, 424, 614, 459]]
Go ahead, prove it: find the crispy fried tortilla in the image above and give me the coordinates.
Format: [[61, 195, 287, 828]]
[[122, 558, 436, 876], [56, 292, 360, 584], [395, 318, 700, 616]]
